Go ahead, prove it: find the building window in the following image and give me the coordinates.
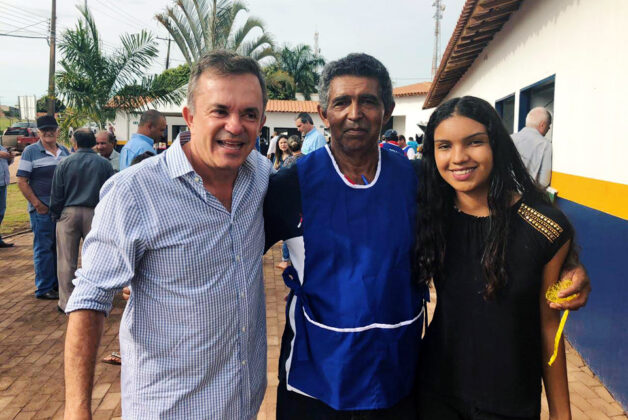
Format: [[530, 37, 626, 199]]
[[495, 94, 515, 134], [518, 75, 555, 138]]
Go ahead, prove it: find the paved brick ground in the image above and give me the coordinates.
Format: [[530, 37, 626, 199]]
[[0, 233, 625, 419]]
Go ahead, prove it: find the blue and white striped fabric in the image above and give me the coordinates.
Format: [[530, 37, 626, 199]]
[[16, 140, 70, 211], [66, 139, 272, 420]]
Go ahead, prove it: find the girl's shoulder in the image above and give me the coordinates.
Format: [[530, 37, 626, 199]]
[[515, 198, 573, 253]]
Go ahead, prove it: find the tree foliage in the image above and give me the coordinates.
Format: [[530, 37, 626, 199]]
[[37, 95, 66, 113], [56, 6, 186, 128], [156, 0, 275, 65], [277, 44, 324, 100], [263, 64, 295, 100]]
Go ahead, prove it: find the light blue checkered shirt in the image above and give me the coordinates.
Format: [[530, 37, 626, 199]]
[[66, 139, 272, 419]]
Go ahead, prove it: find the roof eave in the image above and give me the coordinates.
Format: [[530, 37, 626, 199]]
[[423, 0, 524, 109]]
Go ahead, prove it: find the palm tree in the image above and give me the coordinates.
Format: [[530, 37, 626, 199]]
[[56, 7, 186, 128], [156, 0, 275, 65], [278, 44, 325, 100], [263, 64, 295, 100]]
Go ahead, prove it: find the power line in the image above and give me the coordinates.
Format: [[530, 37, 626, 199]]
[[0, 1, 49, 20], [0, 19, 48, 36], [0, 8, 50, 26], [94, 0, 152, 30], [0, 32, 48, 39], [88, 0, 147, 33]]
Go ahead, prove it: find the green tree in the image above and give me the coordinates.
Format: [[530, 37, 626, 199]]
[[36, 95, 66, 113], [278, 44, 324, 100], [155, 0, 275, 65], [56, 6, 186, 128], [263, 64, 295, 100]]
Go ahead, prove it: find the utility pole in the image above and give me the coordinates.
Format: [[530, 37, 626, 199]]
[[157, 37, 173, 70], [431, 0, 446, 78], [47, 0, 56, 116]]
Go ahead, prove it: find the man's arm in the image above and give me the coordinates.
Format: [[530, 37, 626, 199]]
[[16, 177, 48, 214], [539, 143, 552, 188], [49, 164, 66, 219], [64, 310, 105, 420], [0, 149, 13, 164]]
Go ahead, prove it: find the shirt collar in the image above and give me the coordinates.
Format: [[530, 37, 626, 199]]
[[305, 128, 317, 138], [35, 140, 66, 156], [165, 137, 257, 180], [131, 133, 155, 146], [76, 148, 96, 154]]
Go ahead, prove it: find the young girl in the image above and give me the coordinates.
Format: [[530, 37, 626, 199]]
[[416, 96, 573, 420], [273, 135, 292, 170]]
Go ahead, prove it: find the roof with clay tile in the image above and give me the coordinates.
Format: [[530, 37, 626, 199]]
[[393, 82, 432, 97], [265, 99, 318, 113]]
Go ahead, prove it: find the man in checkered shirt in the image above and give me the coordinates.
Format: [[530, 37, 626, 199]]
[[64, 51, 272, 420]]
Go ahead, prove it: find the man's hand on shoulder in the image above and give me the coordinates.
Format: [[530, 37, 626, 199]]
[[549, 264, 591, 310]]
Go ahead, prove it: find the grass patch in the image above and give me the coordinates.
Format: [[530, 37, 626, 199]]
[[1, 183, 31, 236], [1, 116, 18, 132]]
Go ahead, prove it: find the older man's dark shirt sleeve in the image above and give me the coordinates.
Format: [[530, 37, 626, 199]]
[[49, 161, 67, 219], [263, 165, 303, 253]]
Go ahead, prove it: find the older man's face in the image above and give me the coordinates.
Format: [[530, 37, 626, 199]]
[[319, 75, 391, 155], [95, 133, 114, 157]]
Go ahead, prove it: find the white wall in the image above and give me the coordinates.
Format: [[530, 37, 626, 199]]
[[442, 0, 628, 185], [392, 95, 434, 138], [113, 110, 326, 142]]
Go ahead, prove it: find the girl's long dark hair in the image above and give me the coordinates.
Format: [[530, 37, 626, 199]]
[[415, 96, 550, 298]]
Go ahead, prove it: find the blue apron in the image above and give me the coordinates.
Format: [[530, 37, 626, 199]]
[[284, 146, 426, 410]]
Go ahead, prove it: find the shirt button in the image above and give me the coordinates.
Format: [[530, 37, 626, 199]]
[[195, 177, 201, 183], [235, 255, 241, 262], [240, 292, 245, 298], [242, 326, 246, 332], [242, 360, 247, 365]]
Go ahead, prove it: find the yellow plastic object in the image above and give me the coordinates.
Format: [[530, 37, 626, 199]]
[[545, 279, 578, 366]]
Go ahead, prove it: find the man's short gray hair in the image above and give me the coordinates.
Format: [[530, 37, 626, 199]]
[[187, 50, 268, 114], [525, 107, 552, 129], [318, 53, 394, 114]]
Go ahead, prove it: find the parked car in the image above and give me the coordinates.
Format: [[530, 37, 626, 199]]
[[1, 122, 38, 151]]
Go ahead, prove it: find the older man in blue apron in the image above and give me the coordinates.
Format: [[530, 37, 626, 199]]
[[264, 53, 427, 418]]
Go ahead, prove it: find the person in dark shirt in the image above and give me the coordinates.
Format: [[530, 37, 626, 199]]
[[415, 96, 573, 419], [50, 129, 114, 312]]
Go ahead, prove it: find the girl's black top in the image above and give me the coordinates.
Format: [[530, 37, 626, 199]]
[[418, 198, 572, 417]]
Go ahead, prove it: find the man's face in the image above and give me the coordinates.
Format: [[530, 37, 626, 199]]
[[38, 128, 59, 147], [182, 72, 265, 173], [319, 75, 392, 155], [148, 117, 167, 142], [295, 118, 312, 135], [95, 133, 114, 157]]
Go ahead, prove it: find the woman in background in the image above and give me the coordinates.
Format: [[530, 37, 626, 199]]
[[273, 135, 292, 170]]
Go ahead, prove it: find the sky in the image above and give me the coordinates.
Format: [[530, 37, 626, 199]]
[[0, 0, 466, 107]]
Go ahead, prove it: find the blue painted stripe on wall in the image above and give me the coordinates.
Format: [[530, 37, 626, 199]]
[[556, 197, 628, 409]]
